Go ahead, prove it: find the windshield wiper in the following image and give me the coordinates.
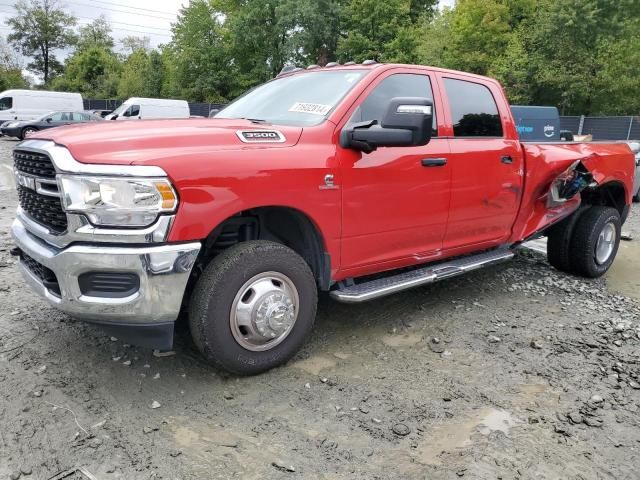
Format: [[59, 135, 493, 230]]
[[238, 117, 269, 124]]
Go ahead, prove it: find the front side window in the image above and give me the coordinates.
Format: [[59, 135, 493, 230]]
[[444, 78, 503, 137], [349, 73, 437, 135], [0, 97, 13, 110], [47, 112, 65, 122], [217, 70, 366, 127]]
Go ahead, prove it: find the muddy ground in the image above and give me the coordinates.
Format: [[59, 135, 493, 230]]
[[0, 137, 639, 479]]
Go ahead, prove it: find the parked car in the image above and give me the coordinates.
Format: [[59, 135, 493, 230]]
[[0, 89, 83, 122], [1, 111, 103, 140], [10, 62, 636, 375], [104, 98, 190, 120]]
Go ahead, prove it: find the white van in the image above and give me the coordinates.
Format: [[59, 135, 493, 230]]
[[105, 98, 190, 121], [0, 90, 83, 122]]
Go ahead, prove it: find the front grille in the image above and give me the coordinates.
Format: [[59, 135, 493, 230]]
[[14, 150, 56, 178], [13, 149, 68, 233], [20, 251, 61, 297], [17, 185, 68, 233]]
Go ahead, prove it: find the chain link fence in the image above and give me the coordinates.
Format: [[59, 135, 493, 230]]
[[561, 115, 640, 141]]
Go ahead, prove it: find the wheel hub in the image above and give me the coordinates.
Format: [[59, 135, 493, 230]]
[[255, 293, 295, 338], [595, 221, 616, 265], [230, 272, 299, 352]]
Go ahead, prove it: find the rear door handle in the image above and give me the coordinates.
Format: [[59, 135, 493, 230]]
[[501, 155, 513, 164], [421, 158, 447, 167]]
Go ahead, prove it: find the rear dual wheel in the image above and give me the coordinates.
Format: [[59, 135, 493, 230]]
[[189, 241, 317, 375], [547, 206, 621, 278]]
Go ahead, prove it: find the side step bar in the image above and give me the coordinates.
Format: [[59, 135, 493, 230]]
[[330, 249, 514, 303]]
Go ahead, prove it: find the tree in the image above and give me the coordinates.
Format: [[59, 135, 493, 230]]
[[117, 49, 150, 98], [120, 35, 150, 55], [0, 37, 28, 90], [6, 0, 76, 84], [77, 15, 114, 51], [51, 46, 120, 97], [337, 0, 435, 63], [167, 0, 239, 101]]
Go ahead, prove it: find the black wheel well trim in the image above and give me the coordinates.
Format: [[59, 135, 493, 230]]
[[581, 181, 627, 215], [196, 206, 332, 291]]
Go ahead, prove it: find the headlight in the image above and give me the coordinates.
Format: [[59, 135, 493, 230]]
[[58, 175, 177, 227]]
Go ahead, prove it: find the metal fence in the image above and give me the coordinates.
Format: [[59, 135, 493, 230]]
[[83, 99, 225, 117], [561, 115, 640, 141]]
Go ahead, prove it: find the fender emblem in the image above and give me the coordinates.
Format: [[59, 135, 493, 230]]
[[236, 130, 286, 143]]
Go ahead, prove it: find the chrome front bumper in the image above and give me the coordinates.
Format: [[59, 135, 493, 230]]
[[11, 217, 201, 324]]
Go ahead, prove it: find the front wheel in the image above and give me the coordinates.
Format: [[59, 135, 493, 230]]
[[189, 241, 318, 375], [569, 206, 621, 278]]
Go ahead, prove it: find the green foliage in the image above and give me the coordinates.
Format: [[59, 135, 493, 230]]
[[51, 46, 120, 97], [3, 0, 638, 115], [6, 0, 77, 84], [337, 0, 430, 63], [77, 15, 114, 51]]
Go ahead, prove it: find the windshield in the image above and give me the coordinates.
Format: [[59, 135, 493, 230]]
[[108, 103, 130, 117], [216, 70, 366, 126]]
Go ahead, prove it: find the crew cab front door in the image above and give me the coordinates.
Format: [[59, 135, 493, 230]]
[[337, 71, 451, 277]]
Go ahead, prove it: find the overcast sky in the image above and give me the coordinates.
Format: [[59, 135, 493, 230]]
[[0, 0, 186, 51]]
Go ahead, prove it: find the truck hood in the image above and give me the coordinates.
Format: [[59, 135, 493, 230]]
[[30, 118, 303, 165]]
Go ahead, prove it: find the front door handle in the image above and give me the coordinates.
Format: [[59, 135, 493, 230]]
[[421, 158, 447, 167], [501, 155, 513, 164]]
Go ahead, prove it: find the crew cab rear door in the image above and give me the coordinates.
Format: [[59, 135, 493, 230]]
[[437, 74, 524, 251], [336, 69, 451, 277]]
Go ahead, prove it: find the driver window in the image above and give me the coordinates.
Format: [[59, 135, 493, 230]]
[[124, 105, 140, 117], [349, 74, 437, 136], [48, 112, 64, 121], [0, 97, 12, 110]]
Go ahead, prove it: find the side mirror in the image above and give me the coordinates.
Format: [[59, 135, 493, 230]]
[[46, 117, 52, 123], [209, 109, 220, 118], [110, 115, 118, 120], [340, 97, 433, 154]]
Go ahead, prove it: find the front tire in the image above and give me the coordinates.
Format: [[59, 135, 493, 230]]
[[189, 241, 317, 375], [569, 206, 621, 278]]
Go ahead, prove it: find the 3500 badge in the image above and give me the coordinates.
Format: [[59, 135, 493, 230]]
[[237, 130, 286, 143]]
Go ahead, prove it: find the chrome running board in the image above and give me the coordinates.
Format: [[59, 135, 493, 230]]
[[330, 249, 514, 303]]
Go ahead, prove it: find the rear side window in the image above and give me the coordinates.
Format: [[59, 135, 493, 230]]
[[0, 97, 12, 110], [443, 78, 503, 137], [350, 74, 437, 136]]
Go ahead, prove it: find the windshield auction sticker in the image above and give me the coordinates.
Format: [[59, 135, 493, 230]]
[[289, 102, 332, 116]]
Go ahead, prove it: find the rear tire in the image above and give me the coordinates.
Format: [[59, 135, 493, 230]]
[[189, 240, 317, 375], [546, 207, 586, 274], [569, 206, 621, 278], [20, 127, 37, 140]]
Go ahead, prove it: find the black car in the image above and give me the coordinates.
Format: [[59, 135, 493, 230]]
[[1, 111, 103, 140]]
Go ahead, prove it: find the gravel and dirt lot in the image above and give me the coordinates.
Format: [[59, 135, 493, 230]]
[[1, 137, 639, 479]]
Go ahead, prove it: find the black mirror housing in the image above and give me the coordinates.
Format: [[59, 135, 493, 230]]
[[341, 97, 433, 153]]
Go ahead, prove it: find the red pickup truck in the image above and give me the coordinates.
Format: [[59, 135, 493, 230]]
[[11, 62, 635, 374]]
